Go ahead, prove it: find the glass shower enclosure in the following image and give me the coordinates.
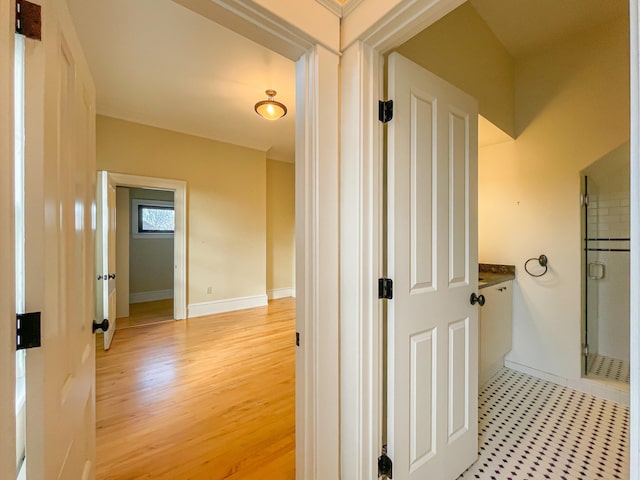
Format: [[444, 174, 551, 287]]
[[581, 143, 630, 384]]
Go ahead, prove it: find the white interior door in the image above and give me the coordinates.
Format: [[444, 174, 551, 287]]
[[97, 171, 117, 350], [22, 0, 97, 477], [386, 52, 479, 479]]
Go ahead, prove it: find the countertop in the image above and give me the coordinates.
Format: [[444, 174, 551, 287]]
[[479, 263, 515, 289]]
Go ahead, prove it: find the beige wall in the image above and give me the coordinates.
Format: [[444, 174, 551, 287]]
[[395, 2, 516, 137], [266, 159, 295, 292], [128, 188, 174, 297], [97, 115, 267, 306], [115, 187, 130, 318], [478, 17, 629, 380]]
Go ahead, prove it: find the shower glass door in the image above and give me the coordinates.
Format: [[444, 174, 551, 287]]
[[584, 175, 600, 376], [582, 165, 631, 384]]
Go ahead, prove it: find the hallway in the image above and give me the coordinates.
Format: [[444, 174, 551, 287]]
[[96, 298, 296, 479]]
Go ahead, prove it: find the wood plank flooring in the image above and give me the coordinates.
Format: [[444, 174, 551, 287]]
[[116, 299, 175, 329], [96, 298, 296, 480]]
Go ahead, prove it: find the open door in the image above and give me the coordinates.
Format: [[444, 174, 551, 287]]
[[17, 0, 98, 477], [96, 171, 117, 350], [386, 52, 479, 479]]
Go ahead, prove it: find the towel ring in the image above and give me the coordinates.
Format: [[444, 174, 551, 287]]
[[525, 254, 548, 277]]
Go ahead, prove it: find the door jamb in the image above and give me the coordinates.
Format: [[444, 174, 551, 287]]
[[0, 1, 16, 478], [104, 172, 187, 320], [629, 1, 639, 478]]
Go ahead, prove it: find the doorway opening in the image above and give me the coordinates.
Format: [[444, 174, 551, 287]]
[[116, 186, 176, 329], [95, 171, 187, 352]]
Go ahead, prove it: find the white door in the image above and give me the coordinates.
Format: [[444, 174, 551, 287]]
[[96, 171, 117, 350], [386, 52, 479, 479], [21, 0, 97, 477]]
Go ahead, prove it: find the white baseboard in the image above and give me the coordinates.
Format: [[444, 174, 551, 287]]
[[188, 294, 268, 318], [129, 289, 174, 304], [267, 287, 295, 300], [504, 360, 630, 406]]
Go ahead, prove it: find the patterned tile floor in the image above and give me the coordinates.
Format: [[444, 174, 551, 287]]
[[588, 354, 631, 384], [458, 368, 629, 479]]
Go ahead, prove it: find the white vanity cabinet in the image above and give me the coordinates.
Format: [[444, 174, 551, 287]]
[[479, 280, 513, 387]]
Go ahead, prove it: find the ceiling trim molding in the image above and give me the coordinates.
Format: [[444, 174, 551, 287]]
[[342, 0, 364, 17], [173, 0, 319, 59], [315, 0, 364, 18], [315, 0, 342, 17]]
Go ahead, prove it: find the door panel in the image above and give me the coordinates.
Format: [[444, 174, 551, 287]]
[[387, 52, 478, 480], [23, 0, 97, 477], [449, 111, 470, 285], [409, 328, 436, 470], [410, 92, 436, 292], [96, 171, 117, 350]]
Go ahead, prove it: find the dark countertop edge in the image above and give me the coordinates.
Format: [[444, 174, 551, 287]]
[[478, 263, 516, 289], [479, 263, 516, 275]]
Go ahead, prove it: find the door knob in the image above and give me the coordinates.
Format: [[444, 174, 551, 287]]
[[470, 292, 485, 306], [92, 319, 109, 333], [108, 273, 116, 280]]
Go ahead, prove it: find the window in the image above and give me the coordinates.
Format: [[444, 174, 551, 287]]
[[132, 199, 174, 238]]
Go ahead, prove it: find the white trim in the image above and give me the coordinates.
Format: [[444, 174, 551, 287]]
[[294, 46, 341, 480], [315, 0, 342, 17], [342, 0, 365, 17], [188, 294, 268, 318], [0, 2, 16, 478], [313, 0, 365, 18], [129, 289, 174, 304], [173, 0, 320, 58], [630, 1, 640, 477], [505, 360, 630, 406], [339, 40, 382, 480], [104, 172, 187, 321], [267, 287, 295, 300]]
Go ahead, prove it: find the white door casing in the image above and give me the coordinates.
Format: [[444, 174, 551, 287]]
[[96, 171, 117, 349], [0, 0, 16, 478], [100, 172, 187, 321], [387, 52, 478, 479], [23, 0, 97, 477]]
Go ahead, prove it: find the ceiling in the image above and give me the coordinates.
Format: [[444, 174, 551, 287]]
[[469, 0, 628, 59], [67, 0, 628, 160], [67, 0, 296, 162]]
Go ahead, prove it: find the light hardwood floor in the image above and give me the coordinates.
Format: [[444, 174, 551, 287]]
[[116, 299, 175, 329], [96, 298, 296, 480]]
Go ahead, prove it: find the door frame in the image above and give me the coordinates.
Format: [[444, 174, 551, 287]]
[[0, 0, 16, 478], [340, 0, 639, 478], [102, 172, 188, 321]]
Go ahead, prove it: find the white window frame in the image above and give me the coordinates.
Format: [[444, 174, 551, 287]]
[[131, 198, 175, 239]]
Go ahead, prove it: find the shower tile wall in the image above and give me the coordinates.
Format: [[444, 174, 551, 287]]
[[586, 191, 630, 366], [588, 191, 630, 238]]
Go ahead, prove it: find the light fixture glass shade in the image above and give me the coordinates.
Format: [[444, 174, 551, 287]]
[[255, 89, 287, 120]]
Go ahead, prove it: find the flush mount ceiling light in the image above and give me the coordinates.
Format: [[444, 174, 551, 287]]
[[254, 89, 287, 120]]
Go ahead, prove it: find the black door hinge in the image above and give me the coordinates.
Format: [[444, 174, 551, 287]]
[[378, 445, 393, 478], [16, 311, 41, 350], [379, 100, 393, 123], [296, 331, 300, 347], [15, 0, 41, 40], [378, 278, 393, 299]]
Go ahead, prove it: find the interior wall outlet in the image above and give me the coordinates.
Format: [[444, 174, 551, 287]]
[[206, 286, 213, 294]]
